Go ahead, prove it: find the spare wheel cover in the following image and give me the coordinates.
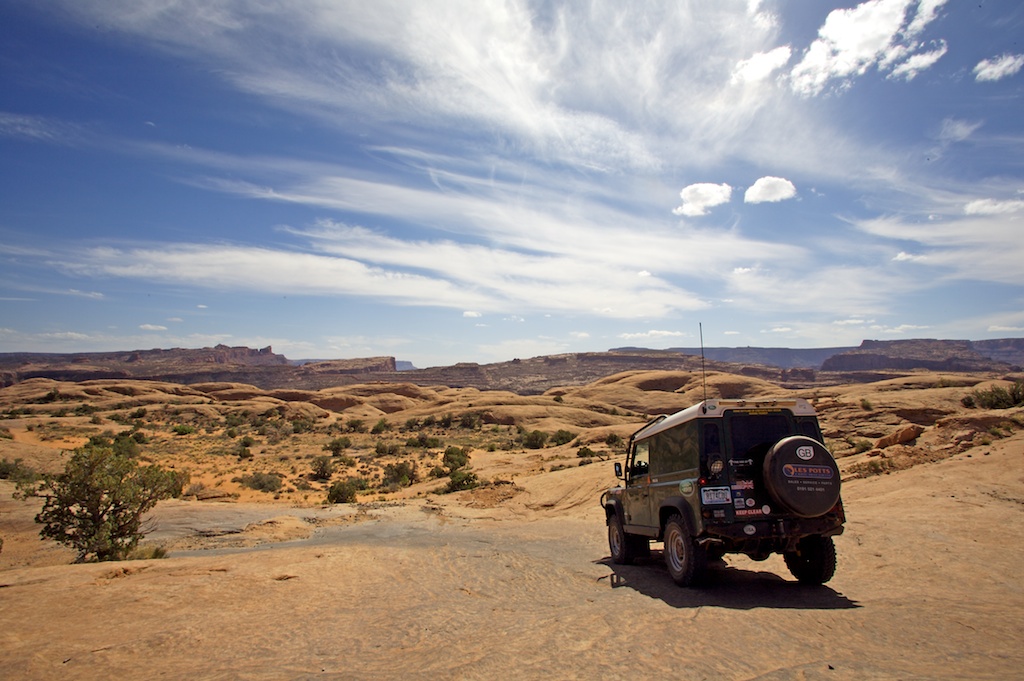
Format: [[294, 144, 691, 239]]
[[762, 436, 840, 518]]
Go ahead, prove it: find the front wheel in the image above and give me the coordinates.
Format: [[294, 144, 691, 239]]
[[608, 513, 633, 564], [663, 513, 706, 587], [784, 535, 837, 584]]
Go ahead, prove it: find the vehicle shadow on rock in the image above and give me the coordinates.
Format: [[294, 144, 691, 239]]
[[595, 553, 860, 611]]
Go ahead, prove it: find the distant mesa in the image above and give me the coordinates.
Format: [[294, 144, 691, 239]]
[[0, 338, 1021, 393]]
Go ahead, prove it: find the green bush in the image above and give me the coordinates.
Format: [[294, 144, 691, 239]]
[[522, 430, 548, 449], [324, 436, 352, 455], [326, 480, 359, 504], [375, 441, 402, 457], [604, 433, 624, 448], [968, 382, 1024, 409], [406, 433, 442, 449], [310, 455, 335, 481], [171, 424, 195, 436], [382, 461, 417, 487], [442, 446, 470, 471], [576, 446, 596, 458], [236, 472, 283, 493], [443, 469, 480, 493], [551, 429, 577, 446], [371, 418, 391, 434], [0, 457, 37, 483], [346, 419, 366, 433], [18, 443, 187, 562]]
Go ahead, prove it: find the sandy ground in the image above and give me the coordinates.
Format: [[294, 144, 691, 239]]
[[2, 432, 1023, 680]]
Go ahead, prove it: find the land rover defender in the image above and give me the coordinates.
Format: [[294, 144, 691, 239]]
[[600, 398, 844, 586]]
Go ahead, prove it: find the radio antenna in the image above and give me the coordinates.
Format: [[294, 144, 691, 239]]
[[700, 323, 708, 413]]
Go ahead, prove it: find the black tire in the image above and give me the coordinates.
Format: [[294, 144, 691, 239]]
[[608, 513, 634, 565], [784, 535, 837, 584], [663, 513, 706, 587], [763, 436, 841, 518]]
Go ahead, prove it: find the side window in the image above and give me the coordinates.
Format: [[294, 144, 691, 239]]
[[796, 417, 822, 442], [649, 422, 698, 476], [630, 441, 650, 480]]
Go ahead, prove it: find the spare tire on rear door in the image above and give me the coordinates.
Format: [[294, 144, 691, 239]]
[[762, 436, 840, 518]]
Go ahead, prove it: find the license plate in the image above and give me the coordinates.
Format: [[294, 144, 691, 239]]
[[701, 486, 731, 505]]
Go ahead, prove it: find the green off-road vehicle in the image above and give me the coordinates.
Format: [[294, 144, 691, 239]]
[[600, 398, 844, 586]]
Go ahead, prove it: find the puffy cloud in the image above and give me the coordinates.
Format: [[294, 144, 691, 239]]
[[974, 54, 1024, 82], [139, 324, 168, 331], [673, 183, 732, 217], [789, 0, 948, 96], [744, 176, 796, 204], [463, 310, 483, 318]]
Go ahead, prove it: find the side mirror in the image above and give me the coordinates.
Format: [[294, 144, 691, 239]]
[[614, 462, 623, 479]]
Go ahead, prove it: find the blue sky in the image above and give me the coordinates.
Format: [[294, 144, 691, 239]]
[[1, 0, 1023, 368]]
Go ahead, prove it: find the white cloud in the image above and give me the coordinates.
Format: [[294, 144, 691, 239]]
[[139, 324, 168, 331], [789, 0, 948, 96], [463, 310, 482, 318], [618, 330, 687, 340], [744, 176, 796, 204], [974, 54, 1024, 82], [673, 183, 732, 217], [964, 199, 1024, 215], [731, 46, 792, 85], [937, 118, 981, 144], [989, 325, 1024, 333], [888, 41, 947, 81], [893, 251, 927, 262]]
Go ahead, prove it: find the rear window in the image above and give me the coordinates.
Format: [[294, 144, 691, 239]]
[[725, 410, 793, 457]]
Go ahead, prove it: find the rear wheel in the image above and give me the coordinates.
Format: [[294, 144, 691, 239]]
[[784, 535, 837, 584], [663, 513, 706, 587]]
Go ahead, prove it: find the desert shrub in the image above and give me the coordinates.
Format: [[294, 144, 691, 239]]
[[421, 415, 437, 428], [88, 432, 141, 458], [442, 446, 470, 471], [860, 398, 873, 411], [0, 457, 37, 483], [371, 418, 391, 434], [126, 544, 168, 560], [551, 429, 577, 446], [576, 446, 596, 458], [443, 469, 480, 493], [553, 395, 563, 403], [438, 413, 453, 429], [236, 472, 283, 493], [171, 424, 195, 436], [17, 443, 187, 562], [604, 433, 624, 448], [326, 480, 359, 504], [375, 441, 402, 457], [346, 419, 366, 433], [0, 426, 12, 440], [406, 433, 442, 449], [404, 418, 421, 431], [381, 461, 417, 487], [310, 455, 335, 481], [324, 436, 352, 455], [291, 418, 314, 434], [459, 412, 482, 430], [968, 382, 1024, 409], [522, 430, 548, 449], [430, 465, 447, 478]]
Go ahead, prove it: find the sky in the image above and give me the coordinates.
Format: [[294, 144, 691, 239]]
[[1, 0, 1023, 368]]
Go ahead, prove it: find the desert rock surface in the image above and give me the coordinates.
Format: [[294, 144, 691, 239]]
[[2, 370, 1023, 679]]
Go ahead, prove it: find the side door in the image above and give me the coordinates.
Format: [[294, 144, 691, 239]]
[[622, 440, 656, 534]]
